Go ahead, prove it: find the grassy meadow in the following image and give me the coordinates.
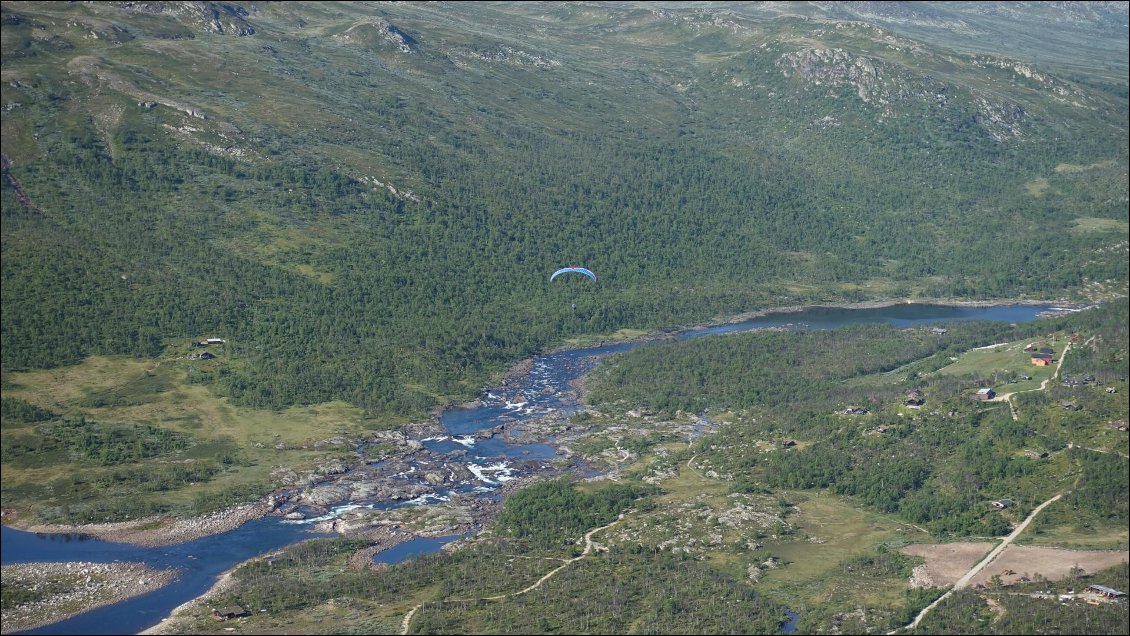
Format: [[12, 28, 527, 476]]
[[1, 348, 383, 522]]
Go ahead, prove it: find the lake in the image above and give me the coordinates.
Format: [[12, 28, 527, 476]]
[[1, 302, 1069, 634]]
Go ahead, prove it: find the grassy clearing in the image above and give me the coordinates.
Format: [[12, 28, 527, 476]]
[[754, 490, 931, 631], [656, 457, 729, 501], [1025, 176, 1050, 197], [4, 355, 374, 443], [931, 338, 1059, 393], [834, 278, 905, 296], [1, 355, 379, 520], [758, 491, 926, 589], [2, 357, 162, 411], [1072, 217, 1130, 234], [1055, 160, 1119, 173], [1020, 517, 1130, 550], [615, 456, 928, 618], [561, 328, 652, 349]]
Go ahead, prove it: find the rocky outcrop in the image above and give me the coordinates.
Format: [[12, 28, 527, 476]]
[[357, 176, 421, 202], [972, 95, 1026, 142], [301, 484, 351, 507], [334, 18, 417, 53], [118, 2, 256, 37], [775, 46, 1031, 140], [456, 45, 561, 70], [776, 47, 890, 105]]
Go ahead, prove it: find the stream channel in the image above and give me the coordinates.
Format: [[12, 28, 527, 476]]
[[1, 302, 1069, 634]]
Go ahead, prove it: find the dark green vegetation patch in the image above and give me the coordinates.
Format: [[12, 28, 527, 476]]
[[2, 1, 1127, 417], [0, 415, 190, 467], [591, 303, 1129, 538]]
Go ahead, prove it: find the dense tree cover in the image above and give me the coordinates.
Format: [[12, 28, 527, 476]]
[[492, 478, 655, 552], [1059, 304, 1130, 384], [752, 409, 1022, 536], [1, 1, 1126, 418], [590, 320, 1042, 414], [0, 396, 56, 423], [590, 304, 1129, 536], [227, 537, 553, 615], [410, 548, 786, 635], [1062, 448, 1130, 525], [218, 480, 786, 635]]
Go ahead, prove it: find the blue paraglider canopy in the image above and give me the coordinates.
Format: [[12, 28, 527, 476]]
[[550, 266, 597, 282]]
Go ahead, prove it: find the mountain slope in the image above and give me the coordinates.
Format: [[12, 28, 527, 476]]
[[2, 1, 1126, 415]]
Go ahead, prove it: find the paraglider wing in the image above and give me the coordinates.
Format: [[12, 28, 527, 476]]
[[550, 266, 597, 282]]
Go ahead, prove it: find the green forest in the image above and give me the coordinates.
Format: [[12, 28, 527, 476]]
[[97, 302, 1129, 635], [0, 4, 1127, 634], [590, 303, 1129, 538], [2, 1, 1127, 418]]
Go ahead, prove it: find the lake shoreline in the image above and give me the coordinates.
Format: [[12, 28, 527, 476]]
[[670, 297, 1082, 334], [136, 549, 280, 636], [0, 561, 178, 635], [6, 500, 275, 549], [542, 297, 1079, 355], [3, 297, 1080, 548], [0, 297, 1081, 635]]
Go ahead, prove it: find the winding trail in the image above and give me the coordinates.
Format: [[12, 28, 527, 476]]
[[991, 337, 1085, 420], [990, 337, 1126, 456], [400, 513, 628, 635], [892, 494, 1063, 634]]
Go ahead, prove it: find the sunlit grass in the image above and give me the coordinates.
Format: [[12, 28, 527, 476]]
[[932, 338, 1059, 392], [756, 490, 930, 618], [1, 355, 378, 518]]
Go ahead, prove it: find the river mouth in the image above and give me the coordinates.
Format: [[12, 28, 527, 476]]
[[1, 302, 1075, 635]]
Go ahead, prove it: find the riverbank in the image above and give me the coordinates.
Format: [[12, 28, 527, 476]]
[[0, 561, 178, 634], [139, 526, 436, 634], [4, 298, 1077, 550], [545, 297, 1080, 405], [693, 297, 1079, 330], [10, 500, 274, 548], [136, 555, 255, 636], [541, 297, 1078, 356]]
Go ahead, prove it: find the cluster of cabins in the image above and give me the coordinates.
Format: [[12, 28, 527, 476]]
[[1025, 343, 1055, 366], [189, 337, 225, 360]]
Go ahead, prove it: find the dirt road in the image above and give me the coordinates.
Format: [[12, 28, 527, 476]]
[[892, 493, 1063, 633], [992, 337, 1083, 419]]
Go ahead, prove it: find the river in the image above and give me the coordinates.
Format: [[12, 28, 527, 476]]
[[1, 302, 1070, 634]]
